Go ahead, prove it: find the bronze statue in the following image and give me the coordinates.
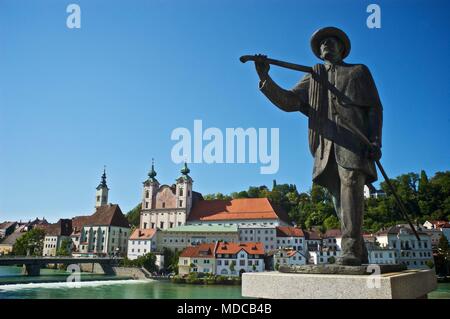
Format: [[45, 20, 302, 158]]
[[250, 27, 384, 266]]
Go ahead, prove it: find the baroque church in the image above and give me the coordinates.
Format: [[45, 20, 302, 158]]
[[139, 162, 203, 230], [138, 162, 290, 232]]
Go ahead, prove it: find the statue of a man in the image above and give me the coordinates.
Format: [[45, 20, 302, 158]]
[[254, 27, 383, 266]]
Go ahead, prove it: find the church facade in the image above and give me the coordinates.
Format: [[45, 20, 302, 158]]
[[139, 162, 202, 230]]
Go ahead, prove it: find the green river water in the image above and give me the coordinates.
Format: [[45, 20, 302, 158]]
[[0, 266, 448, 299]]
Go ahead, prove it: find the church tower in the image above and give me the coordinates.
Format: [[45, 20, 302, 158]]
[[176, 162, 193, 214], [142, 160, 160, 210], [95, 167, 109, 208]]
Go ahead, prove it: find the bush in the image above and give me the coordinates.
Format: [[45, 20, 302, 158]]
[[120, 253, 157, 272]]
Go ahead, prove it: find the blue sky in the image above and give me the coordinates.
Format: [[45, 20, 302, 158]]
[[0, 0, 449, 222]]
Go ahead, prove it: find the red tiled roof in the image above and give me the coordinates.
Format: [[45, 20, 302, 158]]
[[180, 243, 215, 258], [188, 198, 289, 222], [129, 228, 156, 240], [71, 205, 129, 230], [304, 230, 321, 240], [276, 226, 305, 237], [216, 242, 264, 255], [324, 229, 342, 238]]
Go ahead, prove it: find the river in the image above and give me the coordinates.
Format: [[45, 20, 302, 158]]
[[0, 266, 448, 299]]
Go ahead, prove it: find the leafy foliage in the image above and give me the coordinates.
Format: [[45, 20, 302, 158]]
[[56, 238, 72, 256], [13, 228, 46, 256], [163, 247, 181, 274], [121, 253, 157, 272], [126, 204, 142, 227], [203, 171, 450, 233]]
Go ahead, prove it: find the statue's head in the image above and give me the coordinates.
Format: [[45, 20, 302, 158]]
[[319, 37, 344, 63], [311, 27, 351, 63]]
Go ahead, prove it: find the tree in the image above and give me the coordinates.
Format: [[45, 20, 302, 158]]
[[126, 204, 142, 227], [252, 264, 257, 271], [436, 235, 450, 276], [163, 248, 181, 274], [13, 228, 45, 256], [56, 238, 72, 256], [324, 215, 340, 230], [136, 253, 157, 272], [120, 253, 157, 272], [229, 261, 236, 273]]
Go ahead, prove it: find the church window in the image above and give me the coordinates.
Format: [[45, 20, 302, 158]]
[[160, 222, 164, 229], [179, 188, 183, 196], [146, 190, 149, 198], [188, 190, 190, 196], [145, 202, 149, 209], [179, 200, 183, 207], [96, 196, 100, 202], [162, 202, 166, 208], [170, 222, 174, 228]]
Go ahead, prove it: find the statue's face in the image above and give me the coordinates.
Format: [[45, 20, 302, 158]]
[[319, 37, 343, 62]]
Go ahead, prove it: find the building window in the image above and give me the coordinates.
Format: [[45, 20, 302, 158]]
[[179, 188, 183, 196], [170, 222, 174, 228], [151, 223, 155, 229], [179, 200, 183, 207], [160, 222, 164, 229], [145, 202, 149, 209], [162, 202, 166, 208]]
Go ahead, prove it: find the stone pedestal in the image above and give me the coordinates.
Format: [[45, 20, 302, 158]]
[[242, 269, 437, 299]]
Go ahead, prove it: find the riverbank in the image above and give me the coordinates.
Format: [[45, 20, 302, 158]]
[[171, 274, 241, 285], [0, 266, 449, 299]]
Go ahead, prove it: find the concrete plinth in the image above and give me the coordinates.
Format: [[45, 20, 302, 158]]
[[242, 269, 437, 299]]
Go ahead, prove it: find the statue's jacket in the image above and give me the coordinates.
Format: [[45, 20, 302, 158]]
[[259, 62, 383, 184]]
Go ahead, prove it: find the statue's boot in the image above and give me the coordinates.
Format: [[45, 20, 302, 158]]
[[338, 237, 363, 266]]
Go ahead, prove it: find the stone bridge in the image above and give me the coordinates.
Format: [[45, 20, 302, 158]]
[[0, 256, 123, 276]]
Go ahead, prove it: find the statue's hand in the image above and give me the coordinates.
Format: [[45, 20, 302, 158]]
[[254, 54, 270, 80], [368, 142, 382, 161]]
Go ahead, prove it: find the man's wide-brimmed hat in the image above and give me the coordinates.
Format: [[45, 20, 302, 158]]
[[310, 27, 351, 60]]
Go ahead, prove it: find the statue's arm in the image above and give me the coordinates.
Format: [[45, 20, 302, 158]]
[[258, 74, 310, 116], [363, 65, 383, 148]]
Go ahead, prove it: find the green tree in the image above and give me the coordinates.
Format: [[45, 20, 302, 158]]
[[126, 204, 141, 227], [229, 261, 236, 273], [324, 215, 340, 230], [163, 248, 181, 274], [13, 228, 45, 256], [436, 235, 450, 276], [135, 253, 157, 272], [56, 238, 72, 256]]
